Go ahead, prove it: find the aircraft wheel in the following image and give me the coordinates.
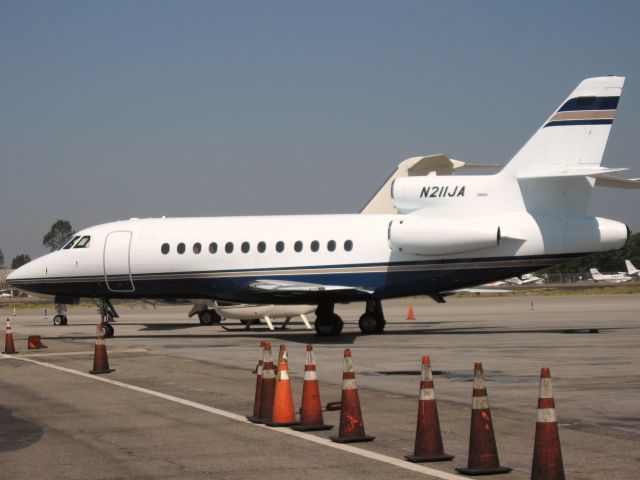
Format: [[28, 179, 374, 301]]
[[315, 313, 343, 336], [358, 313, 378, 334], [199, 310, 213, 325], [53, 315, 64, 326], [374, 316, 386, 333], [62, 315, 68, 325], [103, 323, 115, 338]]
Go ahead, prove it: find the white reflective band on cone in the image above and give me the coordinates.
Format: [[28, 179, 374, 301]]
[[419, 388, 435, 401], [344, 357, 354, 373], [279, 370, 290, 381], [472, 396, 489, 409], [304, 370, 318, 381], [343, 379, 357, 390], [537, 408, 557, 423], [263, 369, 275, 379], [421, 365, 433, 382], [473, 374, 485, 389], [257, 365, 263, 375], [539, 378, 553, 398]]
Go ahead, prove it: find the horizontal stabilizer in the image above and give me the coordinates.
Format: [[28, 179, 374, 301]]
[[517, 166, 628, 179], [594, 175, 640, 189]]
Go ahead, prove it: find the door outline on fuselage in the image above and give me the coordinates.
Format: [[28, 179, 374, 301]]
[[103, 231, 135, 293]]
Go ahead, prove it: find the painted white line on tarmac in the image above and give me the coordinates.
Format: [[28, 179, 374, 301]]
[[15, 348, 149, 358], [2, 354, 469, 480]]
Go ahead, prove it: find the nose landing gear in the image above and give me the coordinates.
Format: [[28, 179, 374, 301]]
[[98, 299, 118, 338]]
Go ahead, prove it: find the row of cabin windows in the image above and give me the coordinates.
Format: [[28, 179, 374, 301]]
[[161, 239, 353, 255]]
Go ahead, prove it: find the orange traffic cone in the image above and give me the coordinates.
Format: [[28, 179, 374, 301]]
[[89, 324, 114, 374], [267, 345, 298, 427], [406, 356, 454, 462], [330, 349, 375, 443], [27, 335, 47, 350], [531, 368, 565, 480], [247, 341, 266, 422], [456, 362, 511, 475], [3, 318, 17, 354], [407, 304, 416, 320], [251, 341, 276, 423], [292, 345, 333, 431]]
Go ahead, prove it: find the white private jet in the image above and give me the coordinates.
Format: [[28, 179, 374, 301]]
[[624, 260, 640, 277], [8, 76, 639, 337], [589, 268, 632, 283]]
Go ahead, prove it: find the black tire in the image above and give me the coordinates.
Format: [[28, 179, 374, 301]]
[[53, 315, 64, 326], [199, 310, 213, 325], [374, 316, 386, 333], [315, 313, 343, 336], [358, 313, 378, 334], [199, 309, 221, 326], [62, 315, 68, 325], [103, 323, 115, 338]]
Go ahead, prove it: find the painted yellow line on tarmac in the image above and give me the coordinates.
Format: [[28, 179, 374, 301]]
[[2, 353, 469, 480]]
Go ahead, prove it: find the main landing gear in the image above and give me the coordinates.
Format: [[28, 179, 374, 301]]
[[98, 299, 119, 338], [314, 303, 344, 336], [188, 304, 222, 326], [53, 304, 68, 326], [358, 299, 386, 334]]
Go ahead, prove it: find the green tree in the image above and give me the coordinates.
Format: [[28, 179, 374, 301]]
[[0, 248, 4, 268], [11, 254, 31, 269], [43, 219, 75, 252]]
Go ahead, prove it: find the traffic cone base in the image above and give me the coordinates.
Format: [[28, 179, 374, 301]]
[[248, 342, 266, 422], [454, 466, 512, 476], [266, 419, 299, 427], [406, 453, 454, 463], [329, 434, 375, 443]]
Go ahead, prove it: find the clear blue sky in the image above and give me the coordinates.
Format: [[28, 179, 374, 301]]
[[1, 1, 639, 262]]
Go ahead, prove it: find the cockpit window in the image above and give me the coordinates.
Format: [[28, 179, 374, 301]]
[[62, 236, 80, 250], [74, 236, 91, 248]]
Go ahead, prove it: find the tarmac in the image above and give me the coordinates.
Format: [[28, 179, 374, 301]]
[[1, 294, 638, 479]]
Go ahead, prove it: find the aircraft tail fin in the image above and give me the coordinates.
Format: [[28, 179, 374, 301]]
[[502, 76, 624, 177], [589, 268, 601, 278], [625, 260, 638, 275]]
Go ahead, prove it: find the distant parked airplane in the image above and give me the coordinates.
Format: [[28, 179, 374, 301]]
[[624, 260, 640, 277], [589, 268, 632, 283]]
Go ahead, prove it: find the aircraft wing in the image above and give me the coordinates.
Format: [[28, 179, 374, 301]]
[[249, 279, 373, 296]]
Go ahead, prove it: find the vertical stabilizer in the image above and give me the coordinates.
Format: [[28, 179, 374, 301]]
[[502, 76, 624, 177]]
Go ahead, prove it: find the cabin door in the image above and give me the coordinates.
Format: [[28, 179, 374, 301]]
[[103, 231, 135, 292]]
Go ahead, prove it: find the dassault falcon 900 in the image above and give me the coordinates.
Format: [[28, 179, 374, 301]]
[[8, 76, 639, 337]]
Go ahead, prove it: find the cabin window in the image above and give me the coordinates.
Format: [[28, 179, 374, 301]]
[[327, 240, 336, 252], [193, 242, 202, 254], [311, 240, 319, 252], [74, 236, 91, 248], [257, 241, 266, 253], [344, 240, 353, 252], [241, 241, 250, 253], [177, 243, 186, 254], [209, 242, 217, 254], [161, 243, 170, 255], [62, 236, 80, 250], [225, 242, 234, 254], [294, 240, 303, 252], [276, 241, 285, 253]]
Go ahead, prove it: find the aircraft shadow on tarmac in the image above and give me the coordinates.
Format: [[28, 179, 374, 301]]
[[51, 322, 621, 345]]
